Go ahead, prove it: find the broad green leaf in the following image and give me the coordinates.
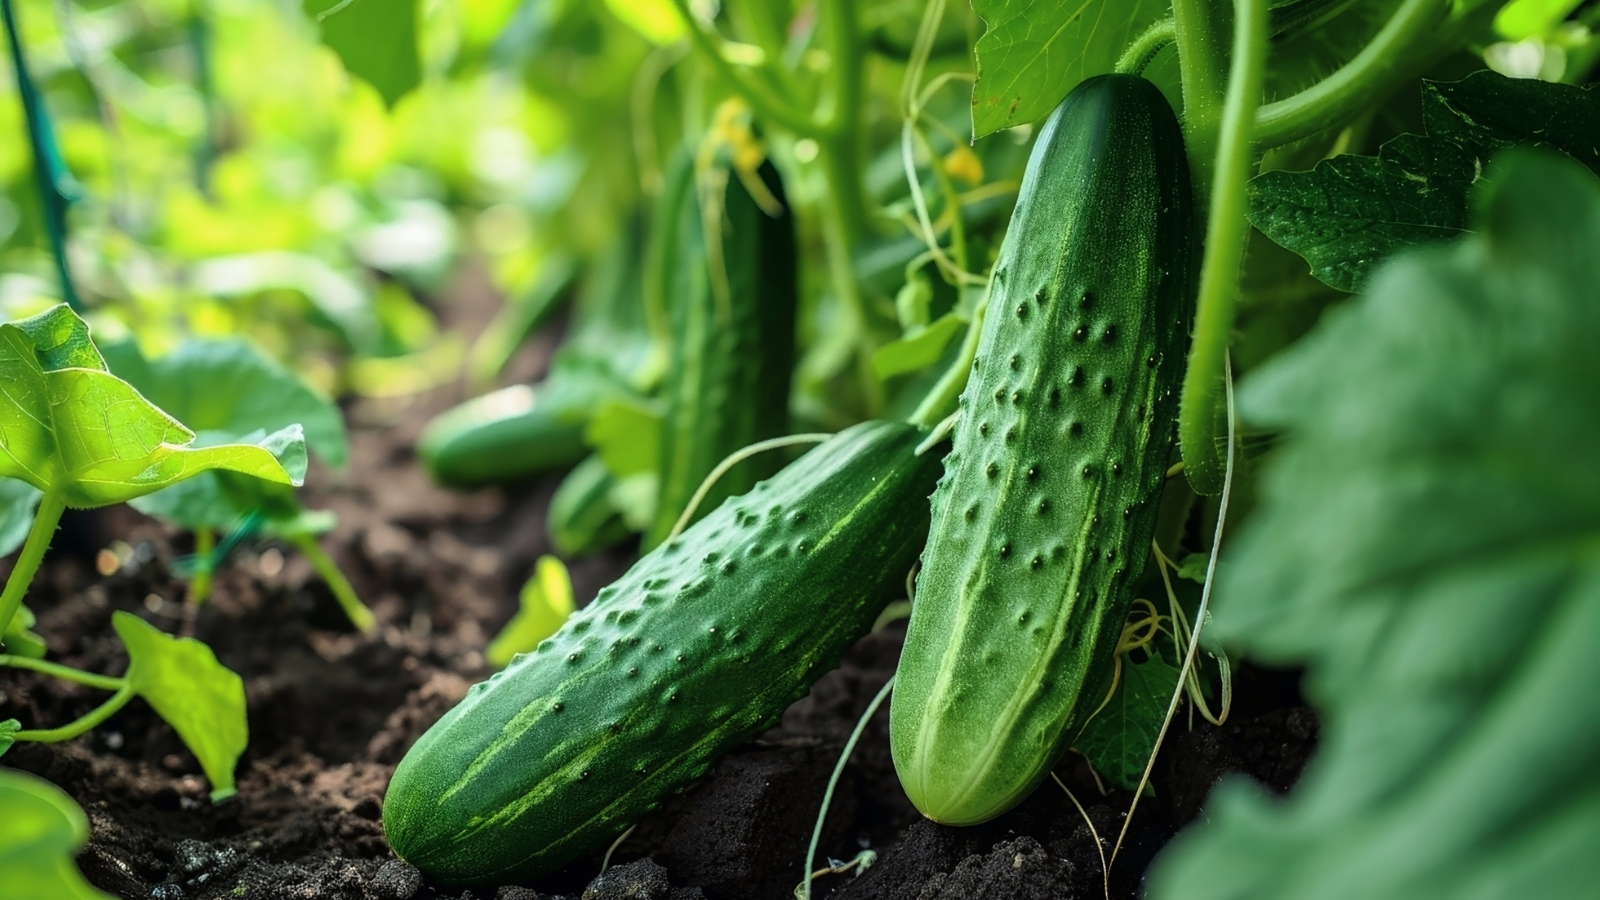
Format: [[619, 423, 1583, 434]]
[[0, 768, 111, 900], [304, 0, 421, 108], [103, 338, 347, 468], [0, 306, 306, 509], [1149, 152, 1600, 900], [486, 556, 576, 668], [586, 397, 664, 478], [1249, 71, 1600, 292], [602, 0, 685, 44], [113, 612, 247, 801], [1075, 652, 1179, 792], [970, 0, 1169, 137], [0, 478, 41, 559], [872, 313, 967, 380]]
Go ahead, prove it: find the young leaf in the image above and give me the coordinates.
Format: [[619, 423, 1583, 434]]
[[0, 768, 112, 900], [0, 720, 17, 755], [969, 0, 1170, 138], [2, 604, 47, 659], [586, 397, 664, 479], [486, 556, 575, 668], [103, 338, 347, 468], [1149, 152, 1600, 900], [303, 0, 421, 108], [0, 478, 41, 559], [1249, 71, 1600, 292], [0, 306, 306, 509], [113, 612, 247, 801], [872, 313, 966, 381], [1074, 652, 1180, 792]]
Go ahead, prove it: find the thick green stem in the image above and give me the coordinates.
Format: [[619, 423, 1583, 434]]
[[1179, 0, 1267, 495], [0, 492, 66, 645], [292, 534, 375, 633], [671, 0, 820, 137], [13, 684, 134, 743], [909, 298, 987, 428], [1172, 0, 1229, 194], [0, 655, 125, 691], [1116, 18, 1177, 76], [1254, 0, 1450, 148], [188, 526, 215, 605]]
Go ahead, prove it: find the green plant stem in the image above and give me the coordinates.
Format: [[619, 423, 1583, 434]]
[[801, 675, 894, 900], [1179, 0, 1268, 495], [0, 491, 66, 644], [670, 0, 819, 137], [1172, 0, 1229, 194], [1116, 18, 1177, 76], [291, 534, 375, 633], [13, 684, 134, 743], [0, 655, 124, 691], [909, 298, 987, 428], [1253, 0, 1449, 148], [189, 526, 215, 605]]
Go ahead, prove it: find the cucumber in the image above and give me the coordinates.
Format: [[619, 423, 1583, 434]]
[[641, 156, 798, 549], [889, 75, 1195, 825], [419, 229, 653, 489], [384, 421, 943, 884], [546, 454, 632, 556]]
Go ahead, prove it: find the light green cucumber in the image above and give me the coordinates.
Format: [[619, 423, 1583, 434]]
[[890, 74, 1196, 825]]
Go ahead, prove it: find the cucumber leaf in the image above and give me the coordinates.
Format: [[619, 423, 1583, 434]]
[[1149, 152, 1600, 900], [103, 338, 347, 468], [1248, 71, 1600, 292], [303, 0, 421, 108], [486, 556, 576, 668], [1075, 652, 1179, 792], [872, 313, 967, 380], [0, 720, 17, 755], [2, 604, 47, 659], [585, 397, 664, 479], [0, 306, 306, 509], [969, 0, 1170, 138], [0, 478, 41, 559], [0, 768, 112, 900], [113, 612, 248, 801]]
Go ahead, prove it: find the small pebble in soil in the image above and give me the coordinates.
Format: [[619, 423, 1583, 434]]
[[150, 885, 186, 900], [371, 859, 423, 899]]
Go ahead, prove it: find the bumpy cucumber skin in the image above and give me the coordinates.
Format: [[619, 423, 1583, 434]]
[[890, 75, 1195, 825], [384, 421, 942, 885], [642, 160, 798, 549]]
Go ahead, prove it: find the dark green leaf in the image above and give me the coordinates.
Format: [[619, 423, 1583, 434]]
[[0, 768, 110, 899], [0, 306, 306, 508], [1248, 71, 1600, 292], [1075, 652, 1179, 792], [1149, 151, 1600, 900], [114, 612, 248, 801], [969, 0, 1169, 138], [304, 0, 421, 108]]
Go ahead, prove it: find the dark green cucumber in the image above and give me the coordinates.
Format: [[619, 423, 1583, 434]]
[[384, 421, 942, 884], [417, 376, 611, 488], [420, 228, 653, 489], [546, 454, 632, 556], [889, 75, 1195, 825], [641, 156, 798, 549]]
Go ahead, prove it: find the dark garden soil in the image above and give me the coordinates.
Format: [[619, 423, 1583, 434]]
[[0, 270, 1319, 900]]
